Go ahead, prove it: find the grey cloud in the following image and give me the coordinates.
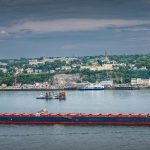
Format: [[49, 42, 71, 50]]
[[0, 0, 150, 57], [115, 26, 150, 32], [1, 19, 150, 36], [1, 0, 150, 26]]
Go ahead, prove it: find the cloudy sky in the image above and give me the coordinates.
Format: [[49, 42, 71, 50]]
[[0, 0, 150, 58]]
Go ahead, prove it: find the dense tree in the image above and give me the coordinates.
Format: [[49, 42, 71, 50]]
[[16, 73, 52, 84], [0, 54, 150, 85]]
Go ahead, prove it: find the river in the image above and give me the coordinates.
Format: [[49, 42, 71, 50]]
[[0, 90, 150, 150]]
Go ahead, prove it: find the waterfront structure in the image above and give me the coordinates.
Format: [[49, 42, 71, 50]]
[[100, 80, 113, 87], [1, 84, 7, 88], [77, 83, 104, 90], [131, 78, 150, 86]]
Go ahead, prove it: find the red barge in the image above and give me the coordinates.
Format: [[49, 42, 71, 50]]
[[0, 113, 150, 125]]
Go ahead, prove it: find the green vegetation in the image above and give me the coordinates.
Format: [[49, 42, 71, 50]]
[[0, 71, 13, 86], [17, 73, 52, 84], [0, 71, 52, 86], [0, 54, 150, 85], [37, 60, 66, 71]]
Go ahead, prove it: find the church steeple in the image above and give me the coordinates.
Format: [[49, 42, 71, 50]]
[[105, 50, 107, 61], [104, 50, 110, 63]]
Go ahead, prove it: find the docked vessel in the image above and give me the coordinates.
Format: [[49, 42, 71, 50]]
[[0, 113, 150, 125], [78, 84, 104, 90], [114, 84, 140, 90]]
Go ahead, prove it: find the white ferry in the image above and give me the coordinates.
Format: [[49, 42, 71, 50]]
[[78, 83, 104, 90]]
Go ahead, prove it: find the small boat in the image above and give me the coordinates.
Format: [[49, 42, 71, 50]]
[[36, 96, 66, 100], [37, 108, 48, 113], [78, 83, 104, 90], [36, 91, 67, 100]]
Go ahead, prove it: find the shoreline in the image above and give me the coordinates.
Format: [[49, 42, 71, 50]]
[[0, 87, 149, 91]]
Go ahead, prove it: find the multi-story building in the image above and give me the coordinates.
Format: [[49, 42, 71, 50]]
[[131, 78, 150, 86]]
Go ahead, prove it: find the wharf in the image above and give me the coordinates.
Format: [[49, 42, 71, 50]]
[[0, 86, 148, 91]]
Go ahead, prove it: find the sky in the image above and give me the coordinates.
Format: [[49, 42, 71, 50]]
[[0, 0, 150, 58]]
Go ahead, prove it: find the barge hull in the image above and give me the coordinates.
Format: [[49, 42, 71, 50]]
[[1, 113, 150, 125], [1, 121, 150, 126]]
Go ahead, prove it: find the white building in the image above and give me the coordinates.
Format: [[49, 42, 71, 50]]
[[139, 66, 147, 71], [50, 70, 55, 74], [15, 67, 24, 74], [0, 62, 7, 66], [61, 66, 72, 70], [26, 68, 33, 74], [29, 59, 44, 65], [80, 64, 113, 71], [131, 78, 150, 86], [100, 80, 114, 86], [0, 68, 7, 73], [34, 69, 42, 73]]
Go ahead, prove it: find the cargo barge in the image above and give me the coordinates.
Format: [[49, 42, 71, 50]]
[[0, 113, 150, 125]]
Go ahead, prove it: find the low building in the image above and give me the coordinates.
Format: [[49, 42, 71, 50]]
[[71, 64, 77, 68], [80, 64, 113, 71], [100, 80, 114, 87], [50, 70, 55, 74], [139, 66, 147, 71], [26, 68, 33, 74], [1, 84, 7, 88], [34, 69, 42, 73], [29, 59, 45, 65], [0, 68, 7, 73], [131, 78, 150, 86], [61, 66, 72, 70], [15, 67, 24, 74], [113, 63, 126, 67], [55, 67, 61, 71], [0, 62, 7, 66]]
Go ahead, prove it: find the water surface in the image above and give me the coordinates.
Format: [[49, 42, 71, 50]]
[[0, 90, 150, 150]]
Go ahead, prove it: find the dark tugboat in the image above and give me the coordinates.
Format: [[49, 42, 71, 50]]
[[36, 90, 67, 100], [36, 83, 67, 100]]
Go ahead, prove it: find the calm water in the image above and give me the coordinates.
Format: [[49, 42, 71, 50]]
[[0, 90, 150, 150]]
